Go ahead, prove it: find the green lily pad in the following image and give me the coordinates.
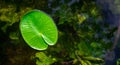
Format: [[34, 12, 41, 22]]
[[20, 10, 58, 50]]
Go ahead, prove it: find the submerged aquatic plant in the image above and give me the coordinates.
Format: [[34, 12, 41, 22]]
[[20, 9, 58, 50]]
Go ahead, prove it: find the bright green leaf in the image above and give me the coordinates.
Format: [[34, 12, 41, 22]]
[[20, 10, 58, 50]]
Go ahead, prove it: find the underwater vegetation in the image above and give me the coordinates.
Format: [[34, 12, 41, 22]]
[[0, 0, 120, 65]]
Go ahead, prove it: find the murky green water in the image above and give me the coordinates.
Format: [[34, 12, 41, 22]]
[[0, 0, 120, 65]]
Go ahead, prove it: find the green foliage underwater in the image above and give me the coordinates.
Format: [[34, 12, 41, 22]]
[[0, 0, 120, 65]]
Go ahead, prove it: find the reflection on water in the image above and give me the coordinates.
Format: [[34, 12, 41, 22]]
[[97, 0, 120, 65]]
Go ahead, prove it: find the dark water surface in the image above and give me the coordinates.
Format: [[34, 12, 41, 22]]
[[0, 0, 120, 65]]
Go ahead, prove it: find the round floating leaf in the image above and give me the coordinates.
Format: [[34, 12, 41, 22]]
[[20, 10, 58, 50]]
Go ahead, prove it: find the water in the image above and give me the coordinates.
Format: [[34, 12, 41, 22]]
[[96, 0, 120, 65], [0, 0, 120, 65]]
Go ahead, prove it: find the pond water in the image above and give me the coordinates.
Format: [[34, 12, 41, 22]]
[[0, 0, 120, 65]]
